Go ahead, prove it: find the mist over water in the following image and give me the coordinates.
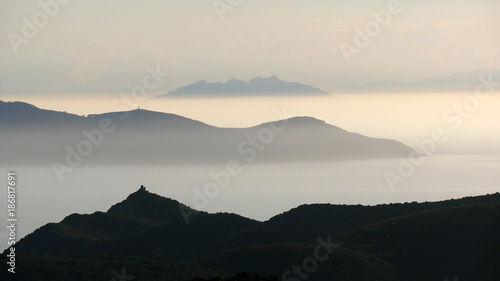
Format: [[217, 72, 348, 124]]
[[1, 153, 498, 242]]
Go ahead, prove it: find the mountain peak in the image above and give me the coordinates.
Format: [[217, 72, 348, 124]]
[[226, 78, 243, 83], [249, 75, 279, 82], [287, 116, 325, 124], [256, 116, 329, 129], [131, 184, 148, 195], [156, 76, 329, 98], [107, 185, 205, 224]]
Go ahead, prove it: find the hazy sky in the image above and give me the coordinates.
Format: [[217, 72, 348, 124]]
[[1, 0, 499, 95]]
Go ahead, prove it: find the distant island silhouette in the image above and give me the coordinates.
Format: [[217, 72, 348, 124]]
[[154, 75, 330, 98]]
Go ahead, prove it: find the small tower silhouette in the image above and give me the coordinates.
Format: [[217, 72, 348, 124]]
[[140, 185, 146, 191]]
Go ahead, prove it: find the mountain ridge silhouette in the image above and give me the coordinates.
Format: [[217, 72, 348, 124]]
[[0, 100, 418, 165], [155, 75, 330, 98], [2, 188, 500, 280]]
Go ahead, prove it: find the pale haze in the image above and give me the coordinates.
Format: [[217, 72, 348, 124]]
[[0, 0, 499, 245], [1, 0, 499, 94]]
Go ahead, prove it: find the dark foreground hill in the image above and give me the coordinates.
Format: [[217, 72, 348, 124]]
[[2, 187, 500, 281]]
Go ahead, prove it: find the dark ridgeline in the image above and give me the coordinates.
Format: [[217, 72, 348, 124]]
[[2, 187, 500, 281]]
